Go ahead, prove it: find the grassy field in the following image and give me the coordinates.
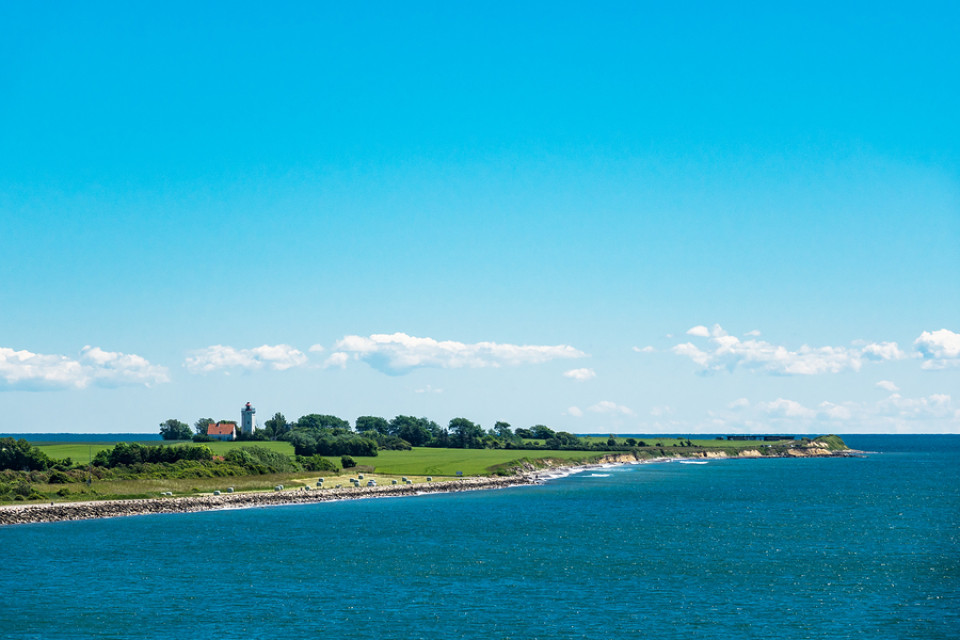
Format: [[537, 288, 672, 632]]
[[37, 440, 295, 465], [36, 441, 606, 475]]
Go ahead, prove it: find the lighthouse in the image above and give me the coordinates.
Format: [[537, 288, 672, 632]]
[[241, 402, 257, 436]]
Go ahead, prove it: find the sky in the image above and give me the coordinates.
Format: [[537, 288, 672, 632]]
[[1, 1, 958, 435]]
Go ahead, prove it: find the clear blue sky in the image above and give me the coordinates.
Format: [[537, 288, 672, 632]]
[[2, 1, 958, 434]]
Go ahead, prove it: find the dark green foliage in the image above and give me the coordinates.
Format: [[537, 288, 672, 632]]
[[531, 425, 555, 440], [398, 421, 431, 446], [341, 455, 356, 469], [297, 455, 339, 472], [192, 434, 213, 442], [0, 438, 57, 471], [223, 446, 298, 473], [194, 418, 214, 435], [361, 431, 412, 451], [296, 414, 350, 432], [159, 419, 192, 440], [235, 429, 269, 441], [262, 412, 290, 439], [93, 443, 214, 467], [449, 417, 484, 449], [356, 416, 390, 435], [388, 415, 419, 437], [288, 432, 378, 457]]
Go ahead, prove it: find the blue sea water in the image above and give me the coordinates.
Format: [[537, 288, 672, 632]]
[[1, 435, 957, 639]]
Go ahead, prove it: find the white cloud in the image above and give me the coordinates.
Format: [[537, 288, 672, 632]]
[[876, 380, 900, 392], [878, 392, 956, 420], [745, 330, 762, 337], [860, 341, 906, 361], [565, 406, 584, 417], [633, 346, 656, 353], [308, 344, 325, 353], [758, 398, 816, 418], [588, 400, 635, 416], [563, 367, 596, 381], [185, 344, 307, 373], [671, 324, 905, 375], [323, 352, 350, 369], [915, 329, 960, 369], [728, 397, 750, 410], [707, 392, 958, 434], [330, 332, 586, 375], [414, 384, 443, 394], [0, 345, 168, 391], [686, 325, 711, 338], [650, 405, 672, 416]]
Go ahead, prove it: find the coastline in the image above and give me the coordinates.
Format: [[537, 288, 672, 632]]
[[0, 446, 858, 527], [0, 475, 536, 526]]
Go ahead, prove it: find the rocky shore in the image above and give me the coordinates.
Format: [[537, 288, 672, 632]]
[[0, 475, 534, 527]]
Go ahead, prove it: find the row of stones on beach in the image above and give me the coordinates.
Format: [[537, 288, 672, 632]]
[[0, 475, 534, 526]]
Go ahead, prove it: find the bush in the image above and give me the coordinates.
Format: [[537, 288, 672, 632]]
[[341, 455, 356, 469], [297, 455, 339, 473]]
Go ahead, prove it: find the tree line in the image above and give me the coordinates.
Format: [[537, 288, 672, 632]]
[[160, 413, 636, 455]]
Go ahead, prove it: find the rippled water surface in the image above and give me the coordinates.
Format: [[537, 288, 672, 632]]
[[2, 435, 957, 639]]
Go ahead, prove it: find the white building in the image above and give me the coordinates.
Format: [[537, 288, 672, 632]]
[[241, 402, 257, 435]]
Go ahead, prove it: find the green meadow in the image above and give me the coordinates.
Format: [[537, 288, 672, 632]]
[[35, 441, 607, 476]]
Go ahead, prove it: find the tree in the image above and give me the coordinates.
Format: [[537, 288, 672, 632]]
[[159, 419, 192, 441], [193, 418, 214, 435], [296, 414, 350, 432], [0, 437, 55, 471], [388, 415, 419, 437], [494, 421, 514, 439], [398, 421, 431, 446], [531, 425, 555, 440], [263, 412, 290, 439], [449, 417, 483, 449], [356, 416, 390, 435]]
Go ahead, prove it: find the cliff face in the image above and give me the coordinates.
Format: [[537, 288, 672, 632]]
[[593, 436, 852, 464]]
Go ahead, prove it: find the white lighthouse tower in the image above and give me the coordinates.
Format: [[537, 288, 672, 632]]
[[241, 401, 257, 436]]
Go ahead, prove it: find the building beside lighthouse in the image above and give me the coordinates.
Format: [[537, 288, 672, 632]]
[[241, 402, 257, 436]]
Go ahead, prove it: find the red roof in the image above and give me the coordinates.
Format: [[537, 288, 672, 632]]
[[208, 422, 235, 436]]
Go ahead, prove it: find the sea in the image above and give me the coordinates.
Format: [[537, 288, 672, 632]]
[[1, 434, 957, 639]]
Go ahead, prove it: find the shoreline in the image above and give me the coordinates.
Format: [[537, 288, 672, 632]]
[[0, 475, 536, 526], [0, 447, 858, 527]]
